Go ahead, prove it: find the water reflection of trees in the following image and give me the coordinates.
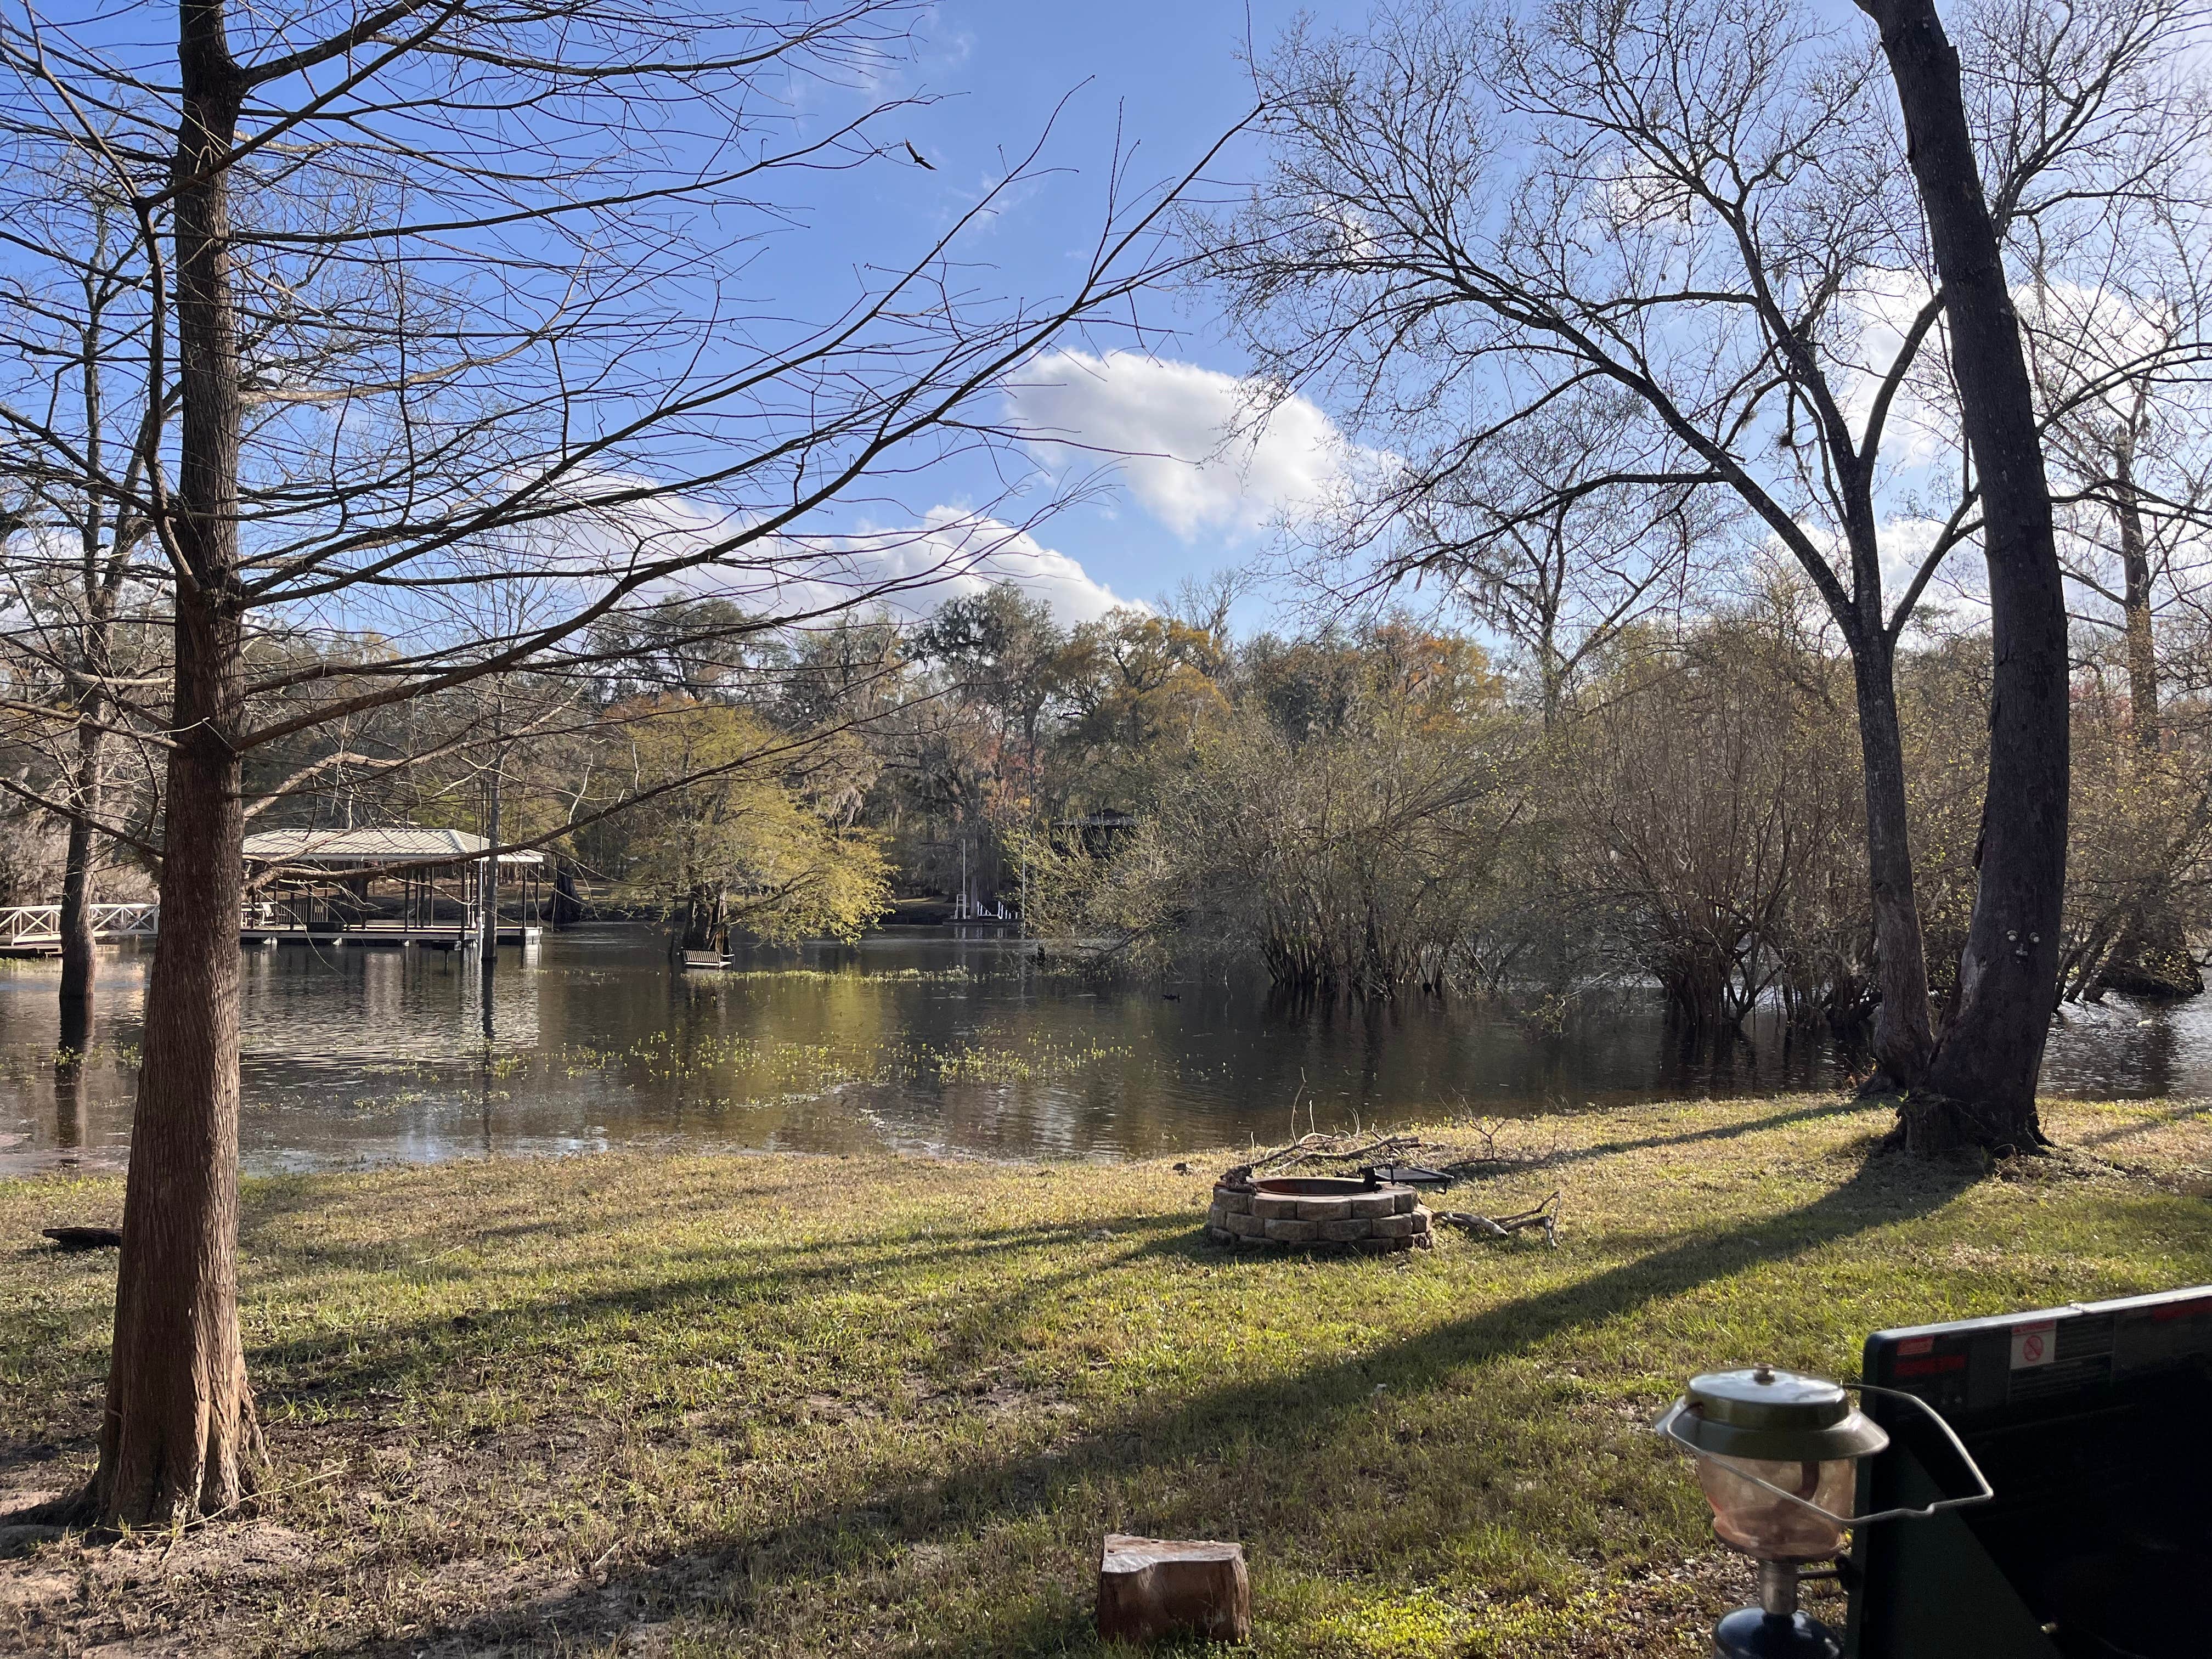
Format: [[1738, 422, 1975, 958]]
[[0, 939, 2197, 1170]]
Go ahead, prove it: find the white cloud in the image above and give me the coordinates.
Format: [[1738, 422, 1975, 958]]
[[1005, 349, 1356, 540], [644, 502, 1133, 626], [831, 507, 1136, 623], [1837, 270, 2182, 476], [2018, 279, 2179, 425], [1869, 514, 1989, 635], [1765, 514, 1988, 638]]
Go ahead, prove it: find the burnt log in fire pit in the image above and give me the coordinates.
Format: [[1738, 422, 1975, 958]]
[[1205, 1175, 1431, 1252]]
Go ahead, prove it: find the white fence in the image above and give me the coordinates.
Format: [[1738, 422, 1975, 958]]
[[0, 902, 159, 947]]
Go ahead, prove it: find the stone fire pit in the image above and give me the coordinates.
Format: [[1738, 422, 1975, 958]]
[[1205, 1175, 1431, 1251]]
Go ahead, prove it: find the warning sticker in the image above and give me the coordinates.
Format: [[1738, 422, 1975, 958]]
[[2011, 1319, 2057, 1369]]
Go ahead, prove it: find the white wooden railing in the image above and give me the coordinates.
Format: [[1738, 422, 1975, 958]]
[[0, 902, 159, 946]]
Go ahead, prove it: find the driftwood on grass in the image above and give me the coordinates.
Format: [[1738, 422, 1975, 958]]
[[1220, 1130, 1424, 1188], [1434, 1191, 1561, 1247], [1222, 1120, 1554, 1186]]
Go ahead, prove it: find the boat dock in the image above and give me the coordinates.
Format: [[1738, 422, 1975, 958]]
[[1, 904, 541, 956], [0, 902, 159, 957], [3, 825, 550, 956]]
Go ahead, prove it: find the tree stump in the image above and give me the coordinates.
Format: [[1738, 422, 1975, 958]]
[[1096, 1533, 1251, 1645]]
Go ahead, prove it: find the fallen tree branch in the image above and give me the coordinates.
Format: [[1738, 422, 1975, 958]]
[[1434, 1117, 1560, 1178], [1434, 1191, 1561, 1247]]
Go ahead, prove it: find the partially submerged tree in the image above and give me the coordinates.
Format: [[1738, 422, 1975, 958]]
[[1091, 622, 1515, 995], [1197, 0, 2207, 1141], [0, 0, 1218, 1527], [1559, 608, 1869, 1036]]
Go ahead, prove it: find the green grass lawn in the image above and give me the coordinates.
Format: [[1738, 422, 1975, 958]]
[[4, 1093, 2211, 1657]]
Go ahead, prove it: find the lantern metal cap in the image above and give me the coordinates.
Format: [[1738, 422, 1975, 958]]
[[1662, 1364, 1889, 1463]]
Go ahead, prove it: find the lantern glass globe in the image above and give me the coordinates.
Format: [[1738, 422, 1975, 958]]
[[1695, 1452, 1858, 1560]]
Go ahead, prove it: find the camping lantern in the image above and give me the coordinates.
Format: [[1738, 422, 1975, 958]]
[[1655, 1364, 1991, 1659]]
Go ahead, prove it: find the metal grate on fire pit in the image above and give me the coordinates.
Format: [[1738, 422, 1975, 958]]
[[1205, 1174, 1432, 1252]]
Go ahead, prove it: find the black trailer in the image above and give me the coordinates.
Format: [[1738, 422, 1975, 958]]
[[1848, 1284, 2212, 1659]]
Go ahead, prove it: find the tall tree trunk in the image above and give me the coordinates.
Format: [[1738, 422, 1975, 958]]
[[680, 884, 724, 952], [1849, 629, 1936, 1086], [89, 0, 261, 1526], [2115, 437, 2160, 748], [478, 761, 500, 970], [1859, 0, 2069, 1150], [552, 860, 582, 927], [59, 614, 111, 1011], [56, 997, 91, 1152], [58, 755, 100, 1012], [2087, 425, 2199, 996], [60, 307, 120, 1013]]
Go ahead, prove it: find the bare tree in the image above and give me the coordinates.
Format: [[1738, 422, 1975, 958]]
[[1195, 0, 2205, 1137], [0, 0, 1220, 1527], [1386, 388, 1722, 724], [2028, 276, 2212, 747], [2023, 252, 2212, 997], [1856, 0, 2212, 1137], [1848, 0, 2072, 1142], [0, 166, 171, 1017]]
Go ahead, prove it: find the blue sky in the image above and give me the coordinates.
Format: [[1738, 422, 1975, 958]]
[[6, 0, 2021, 643], [768, 1, 1364, 624], [804, 0, 2059, 642], [0, 0, 1366, 652]]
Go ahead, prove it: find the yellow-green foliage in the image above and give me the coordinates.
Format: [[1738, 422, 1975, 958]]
[[618, 696, 891, 943], [3, 1094, 2210, 1655]]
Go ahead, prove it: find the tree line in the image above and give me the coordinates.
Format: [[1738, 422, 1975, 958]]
[[16, 559, 2197, 1051]]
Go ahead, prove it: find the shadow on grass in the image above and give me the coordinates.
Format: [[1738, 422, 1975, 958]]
[[244, 1210, 1204, 1407], [1489, 1096, 1872, 1177], [230, 1165, 749, 1261], [325, 1147, 1978, 1657]]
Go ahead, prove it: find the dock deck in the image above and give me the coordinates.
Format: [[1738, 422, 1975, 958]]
[[0, 904, 544, 956], [241, 923, 543, 950], [0, 902, 159, 957]]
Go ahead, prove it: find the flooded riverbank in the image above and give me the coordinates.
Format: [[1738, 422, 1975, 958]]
[[1, 924, 2202, 1173]]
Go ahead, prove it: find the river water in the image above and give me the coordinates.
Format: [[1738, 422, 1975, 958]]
[[1, 925, 2205, 1173]]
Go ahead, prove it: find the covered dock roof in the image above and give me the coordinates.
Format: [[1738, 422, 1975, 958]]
[[242, 827, 543, 867]]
